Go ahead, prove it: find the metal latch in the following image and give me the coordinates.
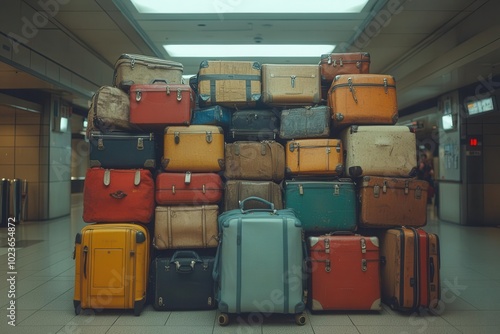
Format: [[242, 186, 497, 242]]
[[202, 184, 206, 194], [373, 185, 380, 198], [415, 186, 422, 199], [383, 181, 387, 193], [299, 184, 304, 195], [97, 138, 104, 150], [175, 260, 196, 270], [208, 297, 213, 306], [134, 170, 141, 186], [174, 131, 180, 144], [360, 238, 366, 254], [405, 180, 409, 195], [348, 77, 358, 103], [177, 88, 182, 101], [288, 142, 299, 152], [383, 78, 388, 94], [333, 184, 339, 196], [327, 55, 332, 64], [103, 169, 111, 186], [137, 137, 144, 150], [184, 171, 192, 184], [172, 185, 176, 194], [326, 147, 330, 155], [166, 86, 170, 95], [324, 238, 330, 254], [290, 75, 296, 88], [361, 259, 367, 272], [325, 259, 331, 272], [260, 143, 267, 155], [336, 142, 341, 153], [135, 90, 142, 102], [158, 297, 164, 307], [205, 131, 213, 143]]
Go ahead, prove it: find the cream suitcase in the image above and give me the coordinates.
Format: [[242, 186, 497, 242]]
[[340, 125, 417, 178]]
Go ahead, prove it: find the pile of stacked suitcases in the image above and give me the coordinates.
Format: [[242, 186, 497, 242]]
[[73, 53, 440, 324]]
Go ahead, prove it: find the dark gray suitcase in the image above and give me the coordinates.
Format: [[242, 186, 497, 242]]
[[228, 109, 279, 142], [88, 131, 157, 169], [150, 251, 217, 311], [279, 106, 330, 139]]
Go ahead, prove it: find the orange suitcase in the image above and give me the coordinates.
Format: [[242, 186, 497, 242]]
[[308, 234, 381, 311], [328, 74, 398, 129], [285, 139, 344, 176], [73, 223, 150, 316], [162, 125, 225, 172]]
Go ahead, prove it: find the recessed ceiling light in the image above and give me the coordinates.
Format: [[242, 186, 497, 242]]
[[164, 44, 336, 57], [131, 0, 369, 14]]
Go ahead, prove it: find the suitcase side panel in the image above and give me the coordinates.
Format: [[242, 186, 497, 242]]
[[223, 180, 283, 211], [155, 172, 223, 205], [285, 139, 344, 176], [279, 106, 331, 139], [417, 229, 441, 309]]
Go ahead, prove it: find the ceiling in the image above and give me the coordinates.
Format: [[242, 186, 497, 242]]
[[2, 0, 500, 115]]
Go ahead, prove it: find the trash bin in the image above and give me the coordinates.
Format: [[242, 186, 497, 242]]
[[0, 178, 9, 227]]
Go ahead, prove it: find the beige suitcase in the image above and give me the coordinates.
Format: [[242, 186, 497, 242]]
[[223, 180, 283, 211], [262, 64, 321, 106], [340, 125, 417, 178], [153, 205, 219, 250]]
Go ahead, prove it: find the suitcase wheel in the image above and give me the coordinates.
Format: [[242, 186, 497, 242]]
[[73, 301, 81, 315], [217, 313, 229, 326], [294, 313, 307, 326], [134, 304, 142, 316]]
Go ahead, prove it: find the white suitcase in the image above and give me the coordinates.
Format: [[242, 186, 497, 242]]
[[340, 125, 417, 178]]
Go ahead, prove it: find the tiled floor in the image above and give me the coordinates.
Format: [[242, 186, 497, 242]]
[[1, 195, 500, 333]]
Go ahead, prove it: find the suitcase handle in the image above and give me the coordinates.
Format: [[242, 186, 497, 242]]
[[171, 251, 202, 273], [150, 79, 168, 84], [239, 196, 277, 214]]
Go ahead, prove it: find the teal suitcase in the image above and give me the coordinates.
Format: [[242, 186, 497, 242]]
[[284, 179, 357, 233], [214, 197, 307, 326]]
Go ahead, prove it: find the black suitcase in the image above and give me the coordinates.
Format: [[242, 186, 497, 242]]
[[279, 105, 331, 139], [150, 251, 217, 311], [88, 131, 157, 169], [227, 109, 279, 142]]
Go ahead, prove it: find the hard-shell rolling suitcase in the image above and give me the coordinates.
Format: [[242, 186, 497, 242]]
[[162, 125, 225, 172], [214, 197, 307, 326], [224, 141, 285, 182], [223, 180, 283, 211], [129, 83, 194, 129], [228, 109, 279, 142], [113, 53, 183, 91], [308, 234, 381, 311], [319, 52, 371, 83], [197, 60, 261, 108], [191, 105, 232, 131], [82, 168, 154, 224], [88, 131, 157, 169], [285, 139, 344, 176], [279, 105, 330, 139], [155, 172, 223, 205], [358, 176, 429, 228], [262, 64, 321, 106], [86, 86, 142, 136], [73, 223, 150, 316], [340, 125, 417, 178], [284, 179, 356, 232], [328, 74, 398, 129], [150, 251, 216, 311], [380, 227, 440, 312], [153, 205, 219, 250]]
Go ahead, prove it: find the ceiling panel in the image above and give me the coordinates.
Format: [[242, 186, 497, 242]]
[[54, 12, 120, 30]]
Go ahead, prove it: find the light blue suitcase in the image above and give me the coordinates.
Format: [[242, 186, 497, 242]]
[[213, 197, 307, 326]]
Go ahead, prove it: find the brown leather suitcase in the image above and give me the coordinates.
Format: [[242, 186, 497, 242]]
[[153, 205, 219, 250], [224, 141, 285, 182], [285, 139, 344, 176], [358, 176, 429, 228], [380, 227, 440, 312], [261, 64, 321, 106], [328, 74, 398, 129], [319, 52, 370, 83], [223, 180, 283, 211]]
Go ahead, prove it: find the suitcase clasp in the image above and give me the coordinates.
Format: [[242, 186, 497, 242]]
[[333, 184, 340, 196], [324, 238, 330, 253], [205, 131, 213, 143], [325, 259, 331, 272], [176, 88, 182, 101], [103, 169, 111, 186], [166, 85, 170, 95], [137, 137, 144, 150], [171, 185, 175, 194], [373, 185, 380, 198], [184, 171, 192, 184], [290, 75, 296, 88], [404, 180, 409, 195], [348, 77, 358, 103], [202, 184, 206, 194], [299, 184, 304, 195], [97, 138, 104, 150], [383, 78, 389, 94], [158, 297, 164, 307], [361, 259, 367, 272], [327, 55, 332, 64], [174, 131, 180, 144], [360, 238, 367, 254], [135, 90, 142, 102], [383, 181, 387, 193], [415, 186, 422, 199]]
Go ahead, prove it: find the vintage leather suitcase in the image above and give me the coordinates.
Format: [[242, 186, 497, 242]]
[[129, 83, 194, 129], [228, 109, 279, 142], [285, 139, 344, 176], [86, 86, 142, 136], [319, 52, 371, 83], [153, 205, 219, 249], [191, 105, 232, 131], [262, 64, 321, 106], [358, 176, 429, 228], [150, 251, 217, 311], [73, 223, 150, 316], [82, 168, 154, 224], [162, 125, 225, 172], [155, 172, 223, 205], [340, 125, 417, 178], [197, 60, 261, 108], [88, 131, 157, 169], [223, 180, 283, 211], [328, 74, 398, 129], [113, 53, 183, 91], [214, 197, 306, 325], [284, 179, 356, 232], [308, 234, 381, 311], [279, 106, 330, 139], [224, 141, 285, 182], [380, 227, 440, 312]]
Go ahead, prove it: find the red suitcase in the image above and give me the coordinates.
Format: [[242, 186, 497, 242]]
[[129, 83, 194, 130], [155, 172, 223, 205], [308, 234, 381, 311], [416, 228, 440, 309], [83, 168, 154, 223]]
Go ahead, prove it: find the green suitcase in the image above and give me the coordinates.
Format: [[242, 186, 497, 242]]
[[284, 179, 357, 233]]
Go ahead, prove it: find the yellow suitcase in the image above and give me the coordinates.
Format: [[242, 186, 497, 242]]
[[162, 125, 225, 172], [73, 223, 150, 316], [285, 138, 344, 176]]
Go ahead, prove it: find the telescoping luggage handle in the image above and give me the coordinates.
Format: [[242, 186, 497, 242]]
[[238, 196, 277, 214]]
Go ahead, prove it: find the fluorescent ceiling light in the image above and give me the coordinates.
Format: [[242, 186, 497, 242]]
[[131, 0, 369, 14], [165, 44, 335, 57]]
